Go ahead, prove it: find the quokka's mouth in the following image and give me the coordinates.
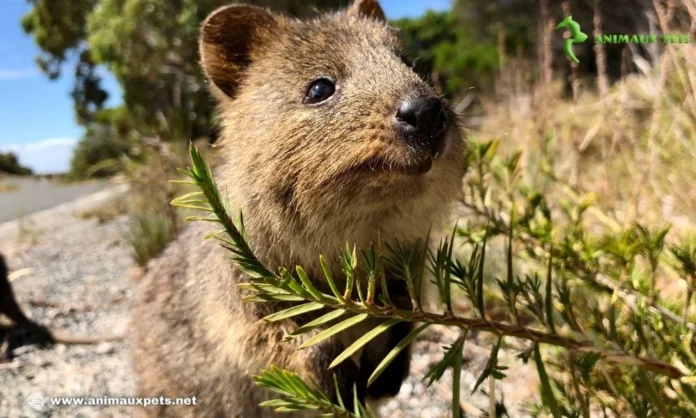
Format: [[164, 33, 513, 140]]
[[358, 156, 433, 176]]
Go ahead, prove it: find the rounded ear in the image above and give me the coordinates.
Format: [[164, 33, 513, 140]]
[[199, 5, 279, 99], [347, 0, 386, 23]]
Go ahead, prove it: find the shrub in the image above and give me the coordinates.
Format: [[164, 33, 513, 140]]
[[174, 144, 696, 417], [126, 213, 176, 267], [0, 152, 32, 175], [68, 124, 133, 179], [119, 138, 191, 267]]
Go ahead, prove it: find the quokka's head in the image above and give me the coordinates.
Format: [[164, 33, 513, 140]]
[[200, 0, 464, 239]]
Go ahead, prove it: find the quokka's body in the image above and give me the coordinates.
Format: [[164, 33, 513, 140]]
[[131, 1, 465, 416]]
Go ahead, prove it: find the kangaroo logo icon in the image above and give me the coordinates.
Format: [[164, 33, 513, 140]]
[[556, 16, 588, 64]]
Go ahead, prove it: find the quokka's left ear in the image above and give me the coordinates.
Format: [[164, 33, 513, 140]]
[[347, 0, 386, 23], [199, 4, 280, 100]]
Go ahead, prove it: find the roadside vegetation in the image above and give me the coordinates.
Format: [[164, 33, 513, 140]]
[[0, 152, 31, 194], [0, 152, 32, 176]]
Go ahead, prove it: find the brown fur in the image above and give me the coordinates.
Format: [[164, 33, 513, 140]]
[[132, 1, 465, 416]]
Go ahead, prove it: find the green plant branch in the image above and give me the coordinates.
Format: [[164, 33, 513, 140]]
[[252, 283, 686, 379], [459, 197, 696, 333], [254, 366, 375, 418]]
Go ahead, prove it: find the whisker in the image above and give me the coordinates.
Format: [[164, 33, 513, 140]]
[[463, 125, 510, 137]]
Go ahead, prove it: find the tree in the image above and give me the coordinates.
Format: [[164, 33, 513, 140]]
[[394, 11, 499, 98], [69, 121, 133, 178], [23, 0, 349, 136], [22, 0, 108, 124], [449, 0, 656, 93], [0, 152, 33, 176], [23, 0, 351, 177]]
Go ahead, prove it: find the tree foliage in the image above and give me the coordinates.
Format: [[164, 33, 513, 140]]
[[21, 0, 97, 79], [394, 0, 661, 100], [22, 0, 108, 125], [393, 11, 499, 98], [68, 121, 133, 178], [0, 152, 33, 176], [23, 0, 351, 177], [23, 0, 348, 132]]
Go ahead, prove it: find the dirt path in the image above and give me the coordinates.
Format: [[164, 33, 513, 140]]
[[0, 186, 537, 418]]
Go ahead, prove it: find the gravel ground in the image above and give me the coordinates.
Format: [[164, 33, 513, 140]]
[[0, 188, 537, 418], [380, 326, 538, 418], [0, 186, 135, 418]]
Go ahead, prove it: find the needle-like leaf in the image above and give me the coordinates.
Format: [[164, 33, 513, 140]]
[[534, 344, 561, 418], [261, 302, 325, 323], [368, 323, 430, 386], [288, 309, 347, 339], [329, 319, 401, 369], [300, 314, 370, 349]]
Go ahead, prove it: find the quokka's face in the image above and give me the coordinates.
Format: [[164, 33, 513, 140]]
[[201, 1, 464, 219]]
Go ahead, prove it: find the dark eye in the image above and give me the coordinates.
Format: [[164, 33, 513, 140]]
[[305, 78, 336, 104]]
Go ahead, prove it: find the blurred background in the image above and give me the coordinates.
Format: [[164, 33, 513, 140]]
[[1, 0, 694, 222], [1, 0, 694, 223], [0, 0, 695, 417]]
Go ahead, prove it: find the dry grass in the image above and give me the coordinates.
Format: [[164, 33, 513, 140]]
[[117, 137, 201, 267], [16, 210, 40, 245], [76, 196, 129, 224], [460, 0, 696, 310], [0, 181, 19, 194], [126, 213, 177, 267], [477, 5, 696, 236]]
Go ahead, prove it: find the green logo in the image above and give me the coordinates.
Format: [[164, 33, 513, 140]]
[[556, 16, 588, 64], [556, 15, 689, 64]]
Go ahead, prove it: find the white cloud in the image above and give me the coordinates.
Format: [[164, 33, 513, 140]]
[[2, 137, 78, 174], [0, 68, 39, 80]]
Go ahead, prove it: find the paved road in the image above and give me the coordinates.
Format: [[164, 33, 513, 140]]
[[0, 177, 106, 223]]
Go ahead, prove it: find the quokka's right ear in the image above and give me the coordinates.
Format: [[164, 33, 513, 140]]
[[199, 5, 279, 99]]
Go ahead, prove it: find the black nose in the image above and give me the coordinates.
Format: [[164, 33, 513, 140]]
[[394, 96, 447, 151]]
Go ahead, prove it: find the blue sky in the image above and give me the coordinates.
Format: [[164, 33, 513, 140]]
[[0, 0, 449, 174]]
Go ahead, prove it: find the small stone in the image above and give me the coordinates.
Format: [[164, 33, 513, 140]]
[[96, 342, 114, 355], [421, 406, 443, 418], [399, 382, 413, 397]]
